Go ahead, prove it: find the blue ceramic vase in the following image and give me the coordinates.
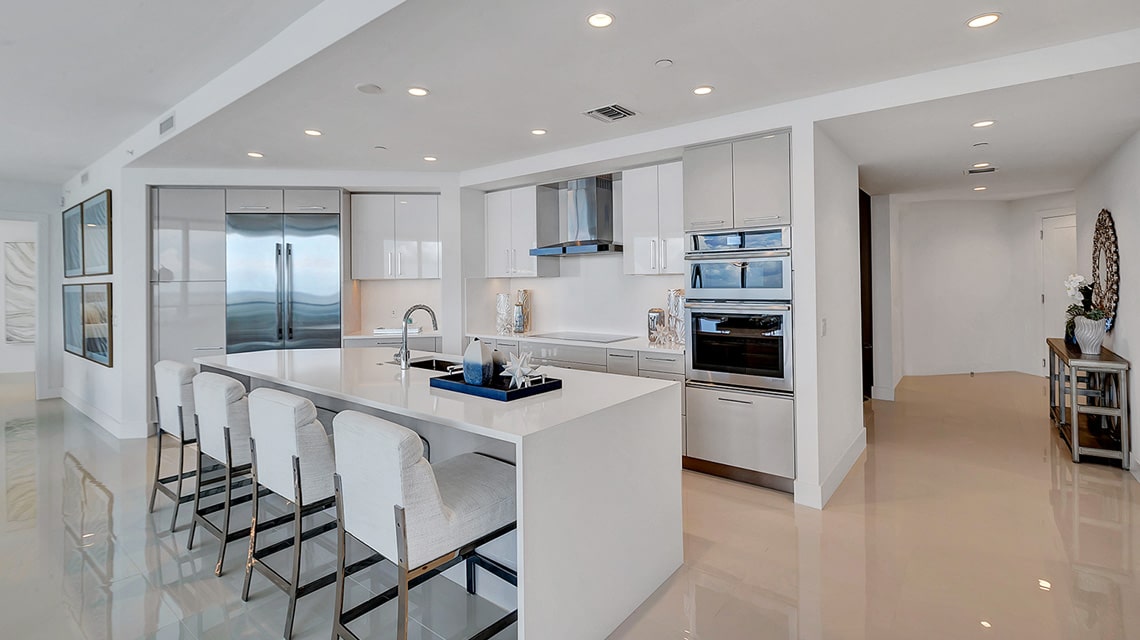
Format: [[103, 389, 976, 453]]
[[463, 339, 493, 386]]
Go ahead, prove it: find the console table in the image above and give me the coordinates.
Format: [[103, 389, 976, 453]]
[[1047, 338, 1131, 468]]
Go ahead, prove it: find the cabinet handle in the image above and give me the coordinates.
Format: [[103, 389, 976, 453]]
[[512, 249, 518, 273], [645, 356, 677, 362], [296, 206, 327, 211], [690, 220, 725, 228], [505, 249, 511, 274], [239, 205, 271, 210], [397, 252, 403, 276], [661, 240, 667, 271], [609, 354, 635, 359], [650, 239, 657, 270], [718, 397, 754, 405], [387, 252, 393, 276], [192, 346, 224, 351], [742, 215, 779, 223]]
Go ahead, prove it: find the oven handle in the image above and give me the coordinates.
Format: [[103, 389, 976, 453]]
[[685, 249, 790, 261], [685, 302, 791, 313], [686, 381, 793, 400]]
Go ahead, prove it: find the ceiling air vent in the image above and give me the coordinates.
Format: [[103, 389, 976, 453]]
[[965, 166, 997, 175], [159, 114, 175, 135], [80, 172, 89, 186], [584, 104, 636, 123]]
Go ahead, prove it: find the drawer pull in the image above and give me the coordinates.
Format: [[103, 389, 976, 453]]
[[742, 215, 779, 223], [238, 205, 271, 210], [717, 397, 753, 405], [193, 346, 225, 351], [296, 206, 327, 210], [644, 356, 677, 362], [609, 354, 635, 359], [690, 220, 726, 228]]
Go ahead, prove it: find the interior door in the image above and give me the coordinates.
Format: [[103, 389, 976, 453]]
[[226, 214, 284, 353], [284, 214, 341, 349], [1041, 214, 1077, 367]]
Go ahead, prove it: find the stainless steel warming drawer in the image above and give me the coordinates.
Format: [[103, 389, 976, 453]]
[[685, 383, 794, 478]]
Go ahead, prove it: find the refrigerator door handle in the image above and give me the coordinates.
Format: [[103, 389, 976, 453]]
[[286, 243, 294, 340], [275, 243, 284, 340]]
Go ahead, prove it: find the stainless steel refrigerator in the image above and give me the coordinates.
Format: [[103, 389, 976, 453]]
[[225, 213, 341, 353]]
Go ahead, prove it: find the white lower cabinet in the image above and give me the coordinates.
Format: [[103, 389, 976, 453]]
[[152, 281, 226, 366], [685, 385, 794, 478], [606, 349, 639, 376], [342, 336, 441, 352]]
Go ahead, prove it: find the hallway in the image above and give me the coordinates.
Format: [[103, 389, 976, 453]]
[[0, 372, 1137, 639]]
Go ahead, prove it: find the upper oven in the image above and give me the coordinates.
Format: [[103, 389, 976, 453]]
[[686, 301, 793, 392], [686, 227, 791, 302]]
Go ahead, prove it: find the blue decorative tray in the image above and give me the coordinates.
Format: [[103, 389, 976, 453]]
[[429, 373, 562, 401]]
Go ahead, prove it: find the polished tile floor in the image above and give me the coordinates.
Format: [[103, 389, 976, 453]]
[[1, 371, 1138, 639]]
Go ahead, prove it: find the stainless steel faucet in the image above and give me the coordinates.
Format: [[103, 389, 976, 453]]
[[396, 304, 438, 370]]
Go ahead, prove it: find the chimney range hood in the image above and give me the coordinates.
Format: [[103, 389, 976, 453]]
[[530, 175, 622, 256]]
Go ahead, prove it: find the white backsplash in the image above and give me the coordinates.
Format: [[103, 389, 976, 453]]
[[359, 279, 443, 331], [466, 253, 683, 338]]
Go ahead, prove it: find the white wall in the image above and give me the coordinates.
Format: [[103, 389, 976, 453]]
[[806, 127, 865, 506], [1076, 128, 1140, 481], [870, 194, 903, 400], [0, 179, 63, 396], [465, 255, 683, 337], [0, 221, 38, 372]]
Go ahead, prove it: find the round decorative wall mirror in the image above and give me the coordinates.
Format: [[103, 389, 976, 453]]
[[1091, 208, 1120, 331]]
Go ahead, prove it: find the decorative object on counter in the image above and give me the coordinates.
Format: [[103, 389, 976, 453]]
[[495, 293, 513, 335], [647, 308, 666, 345], [491, 348, 508, 377], [429, 369, 562, 401], [513, 302, 526, 334], [666, 288, 686, 347], [1064, 273, 1112, 354], [463, 338, 494, 385], [517, 289, 531, 332], [1091, 209, 1119, 332], [1074, 313, 1109, 355], [501, 351, 540, 389]]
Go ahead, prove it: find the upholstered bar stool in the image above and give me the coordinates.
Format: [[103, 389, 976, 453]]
[[330, 410, 518, 640], [187, 372, 264, 576], [150, 360, 224, 532], [243, 388, 339, 640]]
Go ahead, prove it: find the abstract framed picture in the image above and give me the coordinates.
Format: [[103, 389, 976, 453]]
[[81, 190, 112, 276], [63, 205, 83, 278], [82, 283, 112, 367], [63, 284, 84, 356]]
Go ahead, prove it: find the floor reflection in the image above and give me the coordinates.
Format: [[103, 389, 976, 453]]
[[62, 453, 115, 640]]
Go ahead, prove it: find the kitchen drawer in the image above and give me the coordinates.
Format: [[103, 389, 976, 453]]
[[226, 189, 284, 213], [606, 349, 639, 376], [524, 341, 607, 366], [533, 358, 608, 373], [343, 335, 440, 351], [285, 189, 341, 214], [685, 384, 794, 478], [638, 370, 686, 414], [638, 350, 684, 374]]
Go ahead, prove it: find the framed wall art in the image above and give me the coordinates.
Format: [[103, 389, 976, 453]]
[[63, 284, 83, 356], [63, 205, 83, 278], [63, 282, 113, 367], [62, 189, 112, 278]]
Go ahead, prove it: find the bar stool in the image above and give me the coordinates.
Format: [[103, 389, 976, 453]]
[[150, 360, 223, 532], [243, 388, 339, 640], [330, 410, 518, 640], [187, 372, 263, 576]]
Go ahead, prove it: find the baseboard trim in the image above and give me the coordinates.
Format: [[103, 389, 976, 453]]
[[822, 428, 868, 506], [871, 385, 895, 401], [60, 389, 125, 439], [1131, 456, 1139, 486]]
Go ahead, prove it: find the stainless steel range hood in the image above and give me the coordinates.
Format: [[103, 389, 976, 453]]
[[531, 175, 622, 256]]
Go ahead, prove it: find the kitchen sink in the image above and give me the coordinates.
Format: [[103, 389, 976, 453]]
[[402, 358, 463, 372]]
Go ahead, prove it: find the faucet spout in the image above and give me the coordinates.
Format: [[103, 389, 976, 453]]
[[397, 304, 438, 370]]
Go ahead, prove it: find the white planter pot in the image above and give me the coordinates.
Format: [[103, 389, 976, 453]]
[[1073, 316, 1107, 355]]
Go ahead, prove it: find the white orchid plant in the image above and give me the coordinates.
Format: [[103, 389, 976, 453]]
[[1064, 274, 1108, 331], [1064, 274, 1088, 301]]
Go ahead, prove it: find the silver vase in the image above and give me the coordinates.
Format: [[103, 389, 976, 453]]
[[1073, 316, 1107, 355], [495, 293, 513, 335], [516, 289, 531, 332]]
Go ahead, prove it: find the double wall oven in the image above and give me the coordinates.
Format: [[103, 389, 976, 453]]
[[683, 226, 795, 488]]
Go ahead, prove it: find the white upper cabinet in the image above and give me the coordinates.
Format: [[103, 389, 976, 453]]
[[486, 186, 549, 277], [731, 133, 791, 228], [683, 132, 791, 231], [394, 195, 440, 279], [155, 188, 226, 282], [351, 193, 440, 280], [622, 162, 684, 275], [284, 189, 341, 214], [682, 144, 733, 232], [225, 189, 284, 213]]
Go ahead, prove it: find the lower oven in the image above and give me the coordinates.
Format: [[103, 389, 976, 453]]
[[685, 301, 792, 393]]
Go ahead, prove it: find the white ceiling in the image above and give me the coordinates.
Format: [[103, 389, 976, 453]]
[[818, 63, 1140, 201], [134, 0, 1140, 175], [0, 0, 323, 183]]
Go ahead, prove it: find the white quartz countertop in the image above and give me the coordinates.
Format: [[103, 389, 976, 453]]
[[468, 332, 685, 355], [196, 348, 675, 444]]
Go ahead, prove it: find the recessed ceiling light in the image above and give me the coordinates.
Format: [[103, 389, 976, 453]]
[[399, 200, 408, 205], [967, 13, 1001, 28], [304, 129, 323, 136], [972, 120, 996, 128], [654, 58, 673, 68], [693, 85, 715, 95], [531, 129, 547, 136], [587, 12, 614, 28], [407, 87, 430, 97], [973, 162, 991, 168], [974, 186, 988, 191], [1038, 579, 1051, 590], [423, 156, 438, 162], [980, 621, 992, 629], [355, 83, 383, 95], [247, 152, 264, 158]]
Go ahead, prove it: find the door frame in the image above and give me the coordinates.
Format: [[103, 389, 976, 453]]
[[1039, 213, 1077, 372], [0, 210, 57, 398]]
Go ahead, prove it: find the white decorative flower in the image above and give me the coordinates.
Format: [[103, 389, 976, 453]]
[[1064, 274, 1087, 301], [500, 351, 540, 389]]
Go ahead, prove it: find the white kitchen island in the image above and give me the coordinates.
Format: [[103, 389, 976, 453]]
[[196, 347, 683, 640]]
